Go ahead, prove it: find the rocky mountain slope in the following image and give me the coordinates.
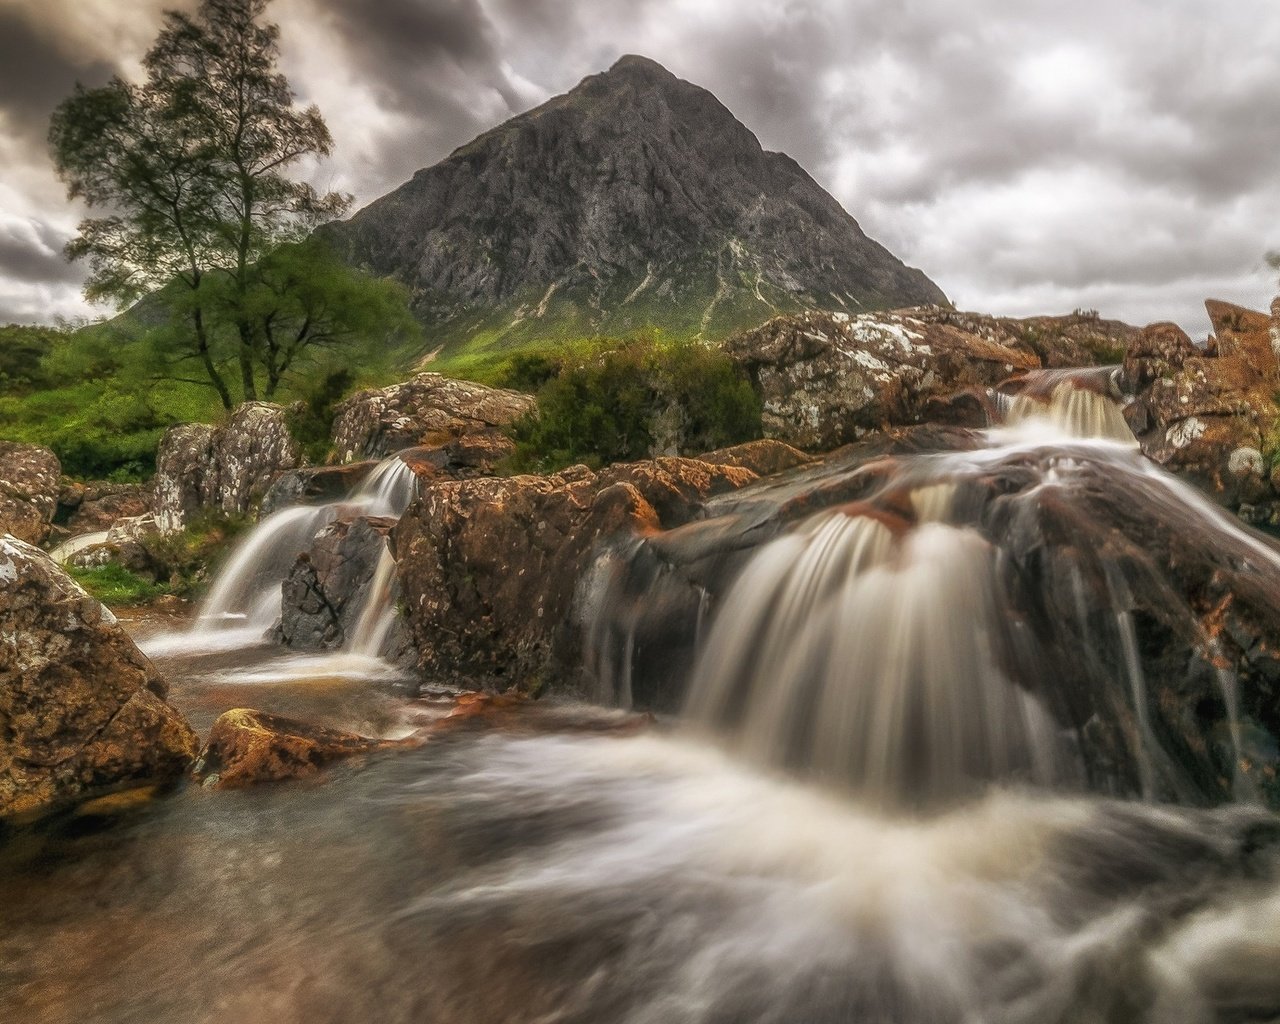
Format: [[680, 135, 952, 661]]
[[323, 55, 947, 363]]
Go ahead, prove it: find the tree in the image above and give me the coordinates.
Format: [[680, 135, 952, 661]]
[[49, 0, 360, 408]]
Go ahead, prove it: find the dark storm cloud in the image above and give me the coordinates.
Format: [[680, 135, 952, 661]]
[[0, 219, 79, 286], [0, 8, 115, 142]]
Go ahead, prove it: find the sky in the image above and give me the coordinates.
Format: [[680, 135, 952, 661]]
[[2, 0, 1279, 337]]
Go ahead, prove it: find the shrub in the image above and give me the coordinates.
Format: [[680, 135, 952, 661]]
[[507, 336, 761, 472], [68, 564, 167, 606]]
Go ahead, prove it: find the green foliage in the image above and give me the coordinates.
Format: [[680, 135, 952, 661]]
[[0, 324, 67, 395], [506, 336, 761, 472], [48, 0, 353, 407], [68, 564, 167, 606], [288, 367, 356, 464], [142, 509, 252, 595]]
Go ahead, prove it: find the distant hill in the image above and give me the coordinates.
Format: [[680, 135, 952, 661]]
[[322, 55, 948, 370]]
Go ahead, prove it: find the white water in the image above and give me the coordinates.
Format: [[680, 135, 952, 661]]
[[138, 455, 418, 672]]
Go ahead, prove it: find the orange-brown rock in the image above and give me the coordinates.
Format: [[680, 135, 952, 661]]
[[392, 455, 760, 694], [0, 536, 198, 821], [1122, 302, 1280, 513], [192, 708, 418, 789], [697, 439, 814, 476]]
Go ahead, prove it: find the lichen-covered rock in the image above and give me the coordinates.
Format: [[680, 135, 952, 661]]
[[0, 442, 61, 545], [392, 456, 759, 694], [331, 372, 534, 464], [191, 708, 416, 789], [1122, 302, 1280, 512], [63, 482, 151, 535], [726, 310, 1040, 449], [154, 403, 301, 533], [278, 515, 413, 665], [0, 536, 198, 820], [906, 307, 1140, 368]]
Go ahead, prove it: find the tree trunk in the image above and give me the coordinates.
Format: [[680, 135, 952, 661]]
[[193, 306, 234, 410], [237, 319, 258, 402]]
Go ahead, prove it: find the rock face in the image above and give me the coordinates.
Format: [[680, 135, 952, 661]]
[[726, 310, 1041, 449], [278, 515, 412, 663], [0, 442, 60, 545], [392, 452, 763, 694], [60, 482, 151, 535], [154, 403, 301, 532], [0, 536, 198, 820], [331, 372, 534, 465], [1123, 301, 1280, 516], [260, 462, 377, 515], [192, 708, 414, 789], [322, 55, 947, 352]]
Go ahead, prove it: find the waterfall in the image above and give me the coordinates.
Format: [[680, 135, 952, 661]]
[[594, 382, 1262, 807], [141, 453, 418, 662]]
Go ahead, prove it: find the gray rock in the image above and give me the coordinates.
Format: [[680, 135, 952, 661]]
[[0, 535, 198, 820], [726, 310, 1039, 450], [154, 403, 302, 533], [0, 441, 60, 545]]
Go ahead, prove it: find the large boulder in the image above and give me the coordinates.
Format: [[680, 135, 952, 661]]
[[154, 403, 301, 533], [725, 310, 1040, 449], [905, 306, 1141, 368], [278, 514, 414, 664], [331, 372, 535, 466], [0, 536, 198, 821], [0, 442, 60, 545], [60, 481, 151, 536], [392, 452, 763, 694], [1122, 302, 1280, 516]]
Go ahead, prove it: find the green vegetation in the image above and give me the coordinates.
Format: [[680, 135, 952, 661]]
[[144, 509, 253, 595], [48, 0, 419, 409], [503, 335, 762, 472], [68, 564, 168, 606]]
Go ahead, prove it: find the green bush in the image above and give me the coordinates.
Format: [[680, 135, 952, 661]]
[[68, 564, 167, 606], [507, 336, 761, 472]]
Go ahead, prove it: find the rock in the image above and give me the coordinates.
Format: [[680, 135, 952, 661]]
[[63, 482, 151, 535], [392, 455, 760, 694], [725, 310, 1040, 449], [0, 536, 198, 820], [697, 439, 815, 476], [261, 461, 377, 516], [907, 306, 1141, 368], [191, 708, 417, 789], [154, 403, 301, 533], [0, 442, 60, 545], [278, 515, 413, 664], [331, 372, 534, 465], [1122, 302, 1280, 510]]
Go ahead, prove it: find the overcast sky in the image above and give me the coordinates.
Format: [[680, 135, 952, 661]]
[[2, 0, 1278, 336]]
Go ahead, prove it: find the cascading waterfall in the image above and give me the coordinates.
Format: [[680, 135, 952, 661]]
[[1000, 372, 1138, 445], [141, 453, 418, 663]]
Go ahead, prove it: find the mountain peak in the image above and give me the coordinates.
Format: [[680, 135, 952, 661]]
[[325, 59, 947, 356]]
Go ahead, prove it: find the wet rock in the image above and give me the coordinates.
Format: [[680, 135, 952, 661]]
[[331, 372, 534, 465], [155, 403, 301, 532], [260, 461, 377, 515], [192, 708, 417, 789], [697, 439, 814, 476], [1122, 302, 1280, 510], [278, 515, 414, 663], [392, 455, 759, 694], [0, 441, 60, 545], [726, 310, 1040, 449], [62, 482, 151, 536], [0, 536, 198, 820]]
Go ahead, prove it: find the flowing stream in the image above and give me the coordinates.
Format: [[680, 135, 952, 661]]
[[7, 378, 1280, 1023]]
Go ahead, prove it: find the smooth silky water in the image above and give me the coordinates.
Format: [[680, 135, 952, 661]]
[[7, 385, 1280, 1023]]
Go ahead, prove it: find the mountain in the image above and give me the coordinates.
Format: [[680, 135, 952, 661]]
[[323, 55, 948, 366]]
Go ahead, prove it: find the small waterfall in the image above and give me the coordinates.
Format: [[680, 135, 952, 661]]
[[143, 453, 419, 661], [1002, 379, 1137, 445], [686, 512, 1072, 805]]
